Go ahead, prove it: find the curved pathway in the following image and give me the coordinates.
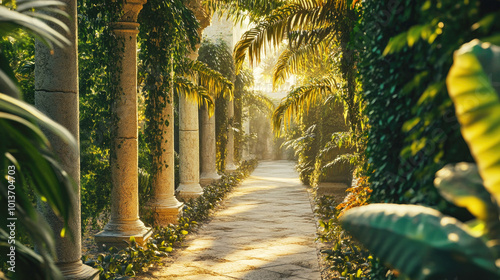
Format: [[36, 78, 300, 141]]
[[142, 160, 321, 280]]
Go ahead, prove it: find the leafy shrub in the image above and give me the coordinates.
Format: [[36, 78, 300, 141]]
[[314, 194, 371, 280], [83, 160, 257, 279]]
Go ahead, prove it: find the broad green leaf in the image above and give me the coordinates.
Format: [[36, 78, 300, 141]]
[[0, 93, 77, 151], [434, 162, 498, 221], [341, 204, 499, 280], [446, 40, 500, 202]]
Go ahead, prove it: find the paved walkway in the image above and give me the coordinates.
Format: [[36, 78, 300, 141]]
[[142, 160, 321, 280]]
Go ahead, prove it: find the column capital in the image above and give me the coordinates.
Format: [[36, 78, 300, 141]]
[[111, 21, 140, 34], [184, 0, 211, 31], [120, 0, 147, 22]]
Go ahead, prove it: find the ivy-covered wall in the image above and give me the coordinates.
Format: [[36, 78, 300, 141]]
[[360, 0, 500, 215]]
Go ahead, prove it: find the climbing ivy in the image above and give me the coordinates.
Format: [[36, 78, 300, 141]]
[[78, 0, 123, 229], [198, 39, 236, 172], [358, 0, 500, 278], [359, 0, 499, 210], [138, 0, 199, 198]]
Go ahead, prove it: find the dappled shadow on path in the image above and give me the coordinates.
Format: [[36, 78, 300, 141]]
[[139, 160, 321, 280]]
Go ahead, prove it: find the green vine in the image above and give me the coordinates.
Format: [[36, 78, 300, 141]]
[[78, 0, 124, 229], [138, 0, 199, 197]]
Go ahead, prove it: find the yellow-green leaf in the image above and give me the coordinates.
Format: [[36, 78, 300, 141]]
[[446, 40, 500, 202]]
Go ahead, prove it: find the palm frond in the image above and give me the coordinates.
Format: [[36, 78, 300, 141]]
[[287, 25, 336, 49], [174, 76, 215, 115], [322, 153, 357, 170], [233, 0, 346, 72], [233, 2, 314, 71], [0, 94, 77, 280], [0, 1, 70, 49], [272, 75, 338, 133], [204, 0, 284, 24], [177, 59, 234, 99], [273, 40, 332, 88], [282, 123, 316, 155], [243, 90, 275, 115]]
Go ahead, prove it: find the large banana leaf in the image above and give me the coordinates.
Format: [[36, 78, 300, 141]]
[[340, 204, 499, 280], [434, 162, 499, 222], [446, 40, 500, 202]]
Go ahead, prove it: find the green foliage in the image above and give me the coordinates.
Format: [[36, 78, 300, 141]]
[[342, 203, 499, 280], [0, 32, 35, 104], [357, 2, 500, 276], [78, 0, 122, 229], [0, 1, 78, 279], [198, 39, 235, 172], [358, 0, 493, 211], [84, 160, 258, 279], [341, 40, 500, 280], [314, 195, 371, 279]]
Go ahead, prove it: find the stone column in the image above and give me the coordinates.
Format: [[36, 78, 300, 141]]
[[178, 0, 211, 200], [35, 0, 98, 278], [95, 0, 152, 248], [200, 106, 220, 186], [177, 59, 203, 199], [225, 99, 237, 171], [242, 110, 251, 160], [147, 92, 183, 224]]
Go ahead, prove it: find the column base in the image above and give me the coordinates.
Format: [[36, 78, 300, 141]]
[[225, 162, 237, 172], [177, 183, 203, 201], [59, 260, 99, 280], [200, 172, 221, 187], [147, 200, 183, 226], [95, 222, 152, 250]]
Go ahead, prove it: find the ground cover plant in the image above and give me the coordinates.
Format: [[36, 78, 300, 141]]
[[83, 160, 257, 279]]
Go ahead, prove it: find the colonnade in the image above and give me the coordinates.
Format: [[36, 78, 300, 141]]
[[34, 0, 237, 278]]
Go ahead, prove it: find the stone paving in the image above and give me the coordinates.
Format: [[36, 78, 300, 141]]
[[141, 160, 321, 280]]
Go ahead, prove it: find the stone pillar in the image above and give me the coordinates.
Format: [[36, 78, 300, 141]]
[[35, 0, 98, 278], [225, 99, 237, 171], [242, 111, 251, 160], [95, 0, 152, 248], [147, 92, 183, 224], [178, 0, 211, 200], [200, 106, 220, 186], [178, 58, 203, 199]]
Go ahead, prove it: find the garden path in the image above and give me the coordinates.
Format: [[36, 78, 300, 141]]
[[140, 160, 321, 279]]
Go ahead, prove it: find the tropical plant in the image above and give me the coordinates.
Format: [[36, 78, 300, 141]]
[[341, 41, 500, 280], [0, 1, 77, 279], [198, 38, 236, 172], [233, 0, 362, 133]]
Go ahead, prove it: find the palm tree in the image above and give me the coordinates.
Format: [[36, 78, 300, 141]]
[[232, 0, 361, 134], [227, 0, 363, 184], [0, 1, 77, 279]]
